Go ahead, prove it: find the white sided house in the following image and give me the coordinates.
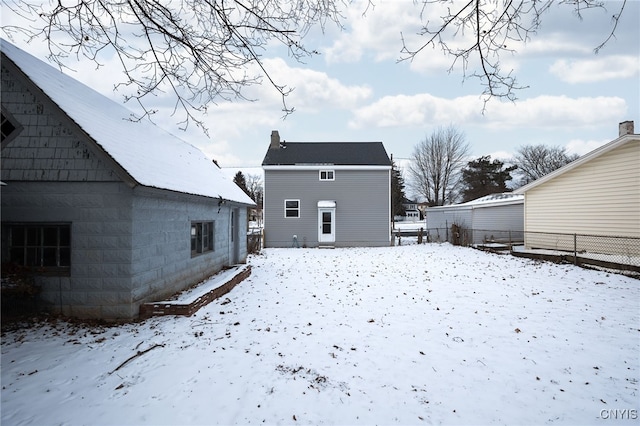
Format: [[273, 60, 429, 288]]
[[0, 39, 255, 319], [262, 131, 392, 248], [514, 121, 639, 259], [424, 193, 524, 245]]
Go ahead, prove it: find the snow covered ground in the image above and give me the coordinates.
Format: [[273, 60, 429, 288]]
[[2, 244, 639, 425]]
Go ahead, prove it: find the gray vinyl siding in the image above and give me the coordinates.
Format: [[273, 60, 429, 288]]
[[264, 169, 390, 247], [425, 202, 523, 244], [425, 207, 473, 229], [472, 204, 524, 242]]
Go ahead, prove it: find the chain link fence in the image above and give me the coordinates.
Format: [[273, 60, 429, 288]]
[[419, 227, 524, 248], [418, 226, 639, 273], [517, 231, 640, 271]]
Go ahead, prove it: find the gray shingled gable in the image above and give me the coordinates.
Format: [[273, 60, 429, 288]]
[[1, 38, 254, 206], [262, 142, 391, 166]]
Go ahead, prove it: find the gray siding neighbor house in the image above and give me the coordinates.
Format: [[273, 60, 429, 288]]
[[262, 131, 392, 248], [425, 193, 524, 245], [1, 39, 255, 319]]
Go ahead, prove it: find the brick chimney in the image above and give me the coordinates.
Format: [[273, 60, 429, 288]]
[[270, 130, 280, 149], [619, 120, 634, 137]]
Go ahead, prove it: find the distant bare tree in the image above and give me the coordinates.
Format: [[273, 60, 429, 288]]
[[408, 125, 471, 206], [245, 173, 263, 208], [399, 0, 628, 107], [512, 144, 579, 186]]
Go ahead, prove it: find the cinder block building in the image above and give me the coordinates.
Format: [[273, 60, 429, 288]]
[[1, 39, 255, 319]]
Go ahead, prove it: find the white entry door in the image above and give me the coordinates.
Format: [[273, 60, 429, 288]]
[[318, 208, 336, 243]]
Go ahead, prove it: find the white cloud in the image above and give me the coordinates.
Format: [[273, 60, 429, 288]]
[[564, 138, 609, 156], [520, 33, 593, 57], [488, 150, 515, 162], [549, 55, 640, 83], [261, 58, 372, 111], [486, 95, 628, 129], [324, 0, 430, 65], [348, 93, 484, 128], [349, 93, 628, 130]]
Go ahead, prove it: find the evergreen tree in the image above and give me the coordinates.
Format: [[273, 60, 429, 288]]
[[233, 171, 250, 197], [460, 156, 517, 202], [391, 160, 407, 218]]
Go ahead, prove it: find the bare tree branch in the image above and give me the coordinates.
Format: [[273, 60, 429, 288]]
[[399, 0, 623, 107], [1, 0, 627, 132], [512, 144, 579, 187], [1, 0, 347, 131], [408, 125, 470, 206]]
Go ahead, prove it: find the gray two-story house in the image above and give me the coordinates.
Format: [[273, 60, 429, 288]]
[[1, 39, 255, 319], [262, 131, 392, 248]]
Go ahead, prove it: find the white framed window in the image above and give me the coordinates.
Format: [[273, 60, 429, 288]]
[[319, 170, 335, 181], [284, 199, 300, 218], [191, 221, 214, 256]]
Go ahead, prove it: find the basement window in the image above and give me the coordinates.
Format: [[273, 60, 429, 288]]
[[3, 223, 71, 273]]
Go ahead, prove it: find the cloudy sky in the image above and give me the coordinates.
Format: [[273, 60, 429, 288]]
[[2, 0, 638, 172]]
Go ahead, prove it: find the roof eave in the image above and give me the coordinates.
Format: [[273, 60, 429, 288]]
[[262, 164, 391, 170], [514, 134, 638, 194]]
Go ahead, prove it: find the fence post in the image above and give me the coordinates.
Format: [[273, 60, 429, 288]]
[[573, 233, 577, 265]]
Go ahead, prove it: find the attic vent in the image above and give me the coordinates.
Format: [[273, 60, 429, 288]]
[[1, 107, 23, 147]]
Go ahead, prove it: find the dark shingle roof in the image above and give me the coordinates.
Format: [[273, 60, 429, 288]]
[[262, 142, 391, 166]]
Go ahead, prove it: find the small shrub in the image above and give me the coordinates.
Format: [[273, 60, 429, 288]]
[[1, 263, 42, 319]]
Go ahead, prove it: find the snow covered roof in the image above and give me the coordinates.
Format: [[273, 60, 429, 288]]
[[462, 192, 524, 206], [317, 200, 336, 208], [0, 38, 254, 206], [426, 193, 523, 211]]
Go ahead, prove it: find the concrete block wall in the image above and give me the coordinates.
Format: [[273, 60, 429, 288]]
[[1, 181, 135, 318], [130, 189, 233, 308]]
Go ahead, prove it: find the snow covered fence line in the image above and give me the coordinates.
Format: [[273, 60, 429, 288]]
[[138, 265, 251, 318], [414, 226, 639, 276], [514, 231, 640, 276]]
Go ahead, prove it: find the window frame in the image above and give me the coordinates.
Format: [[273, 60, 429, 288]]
[[190, 221, 215, 257], [319, 170, 335, 181], [284, 199, 300, 218], [3, 223, 71, 275]]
